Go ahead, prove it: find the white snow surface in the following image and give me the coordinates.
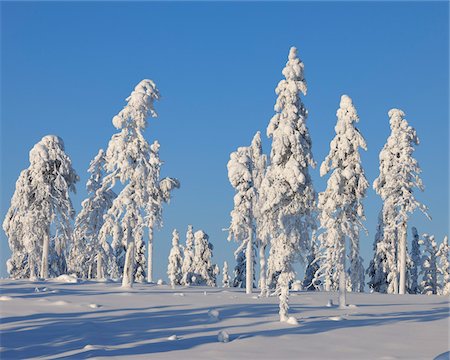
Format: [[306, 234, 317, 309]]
[[0, 280, 448, 359]]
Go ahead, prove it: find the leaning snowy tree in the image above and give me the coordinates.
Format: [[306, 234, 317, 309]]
[[99, 79, 178, 288], [259, 47, 316, 322], [167, 229, 183, 288], [3, 135, 78, 279], [181, 225, 195, 286], [437, 236, 450, 296], [317, 95, 368, 308], [373, 109, 429, 294], [227, 132, 265, 294], [68, 149, 117, 279]]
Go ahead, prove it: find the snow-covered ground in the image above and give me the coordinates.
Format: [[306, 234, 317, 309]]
[[0, 280, 448, 360]]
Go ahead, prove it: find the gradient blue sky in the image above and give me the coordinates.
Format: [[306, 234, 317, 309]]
[[1, 2, 448, 281]]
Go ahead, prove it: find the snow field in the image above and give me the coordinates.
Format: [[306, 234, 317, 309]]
[[1, 280, 448, 359]]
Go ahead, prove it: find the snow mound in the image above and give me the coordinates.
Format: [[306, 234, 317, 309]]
[[326, 299, 334, 307], [218, 330, 229, 343], [157, 279, 166, 285], [83, 344, 102, 350], [286, 316, 299, 325], [167, 335, 178, 341], [291, 280, 302, 291], [208, 309, 220, 321], [51, 274, 78, 283], [53, 300, 70, 306], [89, 303, 100, 309], [251, 295, 258, 299], [347, 304, 358, 308], [0, 296, 12, 301], [173, 293, 185, 297], [328, 316, 345, 321]]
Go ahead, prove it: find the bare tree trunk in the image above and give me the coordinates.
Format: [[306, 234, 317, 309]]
[[246, 231, 253, 294], [398, 222, 407, 295], [122, 241, 135, 288], [259, 243, 267, 297], [147, 227, 153, 283], [40, 230, 49, 279]]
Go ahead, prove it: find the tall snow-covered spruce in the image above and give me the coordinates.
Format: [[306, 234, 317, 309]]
[[260, 47, 316, 322], [68, 149, 116, 279], [437, 236, 450, 296], [145, 141, 180, 283], [420, 233, 438, 295], [167, 229, 183, 288], [409, 226, 421, 294], [99, 79, 179, 288], [192, 230, 218, 286], [181, 225, 195, 286], [373, 109, 428, 294], [227, 132, 265, 294], [317, 95, 368, 307], [222, 261, 230, 288], [3, 135, 78, 279]]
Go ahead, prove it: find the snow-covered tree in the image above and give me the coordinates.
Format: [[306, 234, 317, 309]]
[[317, 95, 368, 307], [3, 135, 78, 279], [181, 225, 195, 286], [222, 261, 230, 288], [259, 47, 316, 321], [373, 109, 429, 294], [409, 226, 421, 294], [303, 233, 320, 291], [3, 170, 37, 279], [420, 233, 438, 295], [192, 230, 217, 286], [231, 243, 255, 288], [437, 236, 449, 296], [67, 149, 116, 279], [145, 141, 180, 283], [227, 132, 264, 294], [167, 229, 183, 288], [232, 245, 246, 288], [99, 80, 160, 288], [251, 133, 268, 296]]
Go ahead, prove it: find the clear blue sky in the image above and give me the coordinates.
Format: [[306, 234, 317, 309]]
[[1, 2, 448, 281]]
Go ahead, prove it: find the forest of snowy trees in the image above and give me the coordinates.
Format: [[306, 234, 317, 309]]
[[3, 47, 449, 323]]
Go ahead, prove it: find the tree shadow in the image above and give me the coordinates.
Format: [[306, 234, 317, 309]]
[[1, 296, 448, 359]]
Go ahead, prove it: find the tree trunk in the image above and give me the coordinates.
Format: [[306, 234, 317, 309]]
[[40, 230, 50, 279], [398, 222, 407, 295], [339, 242, 347, 309], [29, 257, 36, 280], [97, 251, 103, 280], [259, 244, 267, 297], [147, 228, 153, 283], [245, 231, 253, 294], [122, 241, 135, 288]]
